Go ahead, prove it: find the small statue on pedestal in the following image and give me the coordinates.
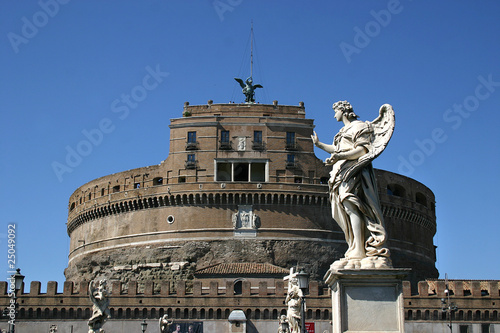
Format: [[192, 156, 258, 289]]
[[88, 279, 110, 333], [312, 101, 395, 273], [159, 314, 173, 333], [284, 268, 303, 333]]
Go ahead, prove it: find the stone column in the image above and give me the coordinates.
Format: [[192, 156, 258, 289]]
[[325, 268, 410, 333]]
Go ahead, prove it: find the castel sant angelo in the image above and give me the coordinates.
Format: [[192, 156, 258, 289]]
[[1, 78, 498, 333], [65, 98, 437, 287]]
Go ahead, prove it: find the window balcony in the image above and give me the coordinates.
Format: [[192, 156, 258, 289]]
[[219, 141, 233, 150], [185, 141, 199, 150], [252, 141, 266, 151], [185, 160, 198, 169]]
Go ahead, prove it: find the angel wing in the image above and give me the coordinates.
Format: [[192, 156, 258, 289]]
[[254, 84, 263, 89], [344, 104, 395, 180], [367, 103, 395, 160], [234, 77, 245, 88]]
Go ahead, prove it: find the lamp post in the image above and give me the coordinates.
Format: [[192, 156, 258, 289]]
[[295, 270, 309, 333], [441, 274, 458, 333], [140, 319, 148, 333], [8, 268, 25, 333]]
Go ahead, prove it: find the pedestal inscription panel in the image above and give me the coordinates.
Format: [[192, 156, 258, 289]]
[[326, 269, 409, 333], [344, 285, 399, 331]]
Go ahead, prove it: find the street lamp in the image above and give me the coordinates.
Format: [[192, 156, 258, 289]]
[[295, 270, 309, 333], [441, 274, 458, 333], [8, 268, 25, 333], [12, 269, 24, 292], [141, 319, 148, 333]]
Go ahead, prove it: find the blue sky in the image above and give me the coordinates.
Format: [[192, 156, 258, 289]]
[[1, 1, 499, 288]]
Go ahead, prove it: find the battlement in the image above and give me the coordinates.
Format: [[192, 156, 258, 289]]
[[1, 279, 498, 323], [0, 279, 324, 298]]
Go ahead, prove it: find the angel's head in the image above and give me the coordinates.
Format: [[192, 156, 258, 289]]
[[332, 100, 359, 121]]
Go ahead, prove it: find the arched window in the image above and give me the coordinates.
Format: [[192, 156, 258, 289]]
[[234, 280, 243, 295], [416, 192, 427, 206], [387, 184, 405, 197], [254, 309, 260, 320]]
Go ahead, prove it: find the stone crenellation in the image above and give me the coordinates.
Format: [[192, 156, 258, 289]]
[[0, 279, 498, 322]]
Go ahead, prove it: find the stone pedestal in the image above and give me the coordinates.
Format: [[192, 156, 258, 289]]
[[325, 268, 409, 333]]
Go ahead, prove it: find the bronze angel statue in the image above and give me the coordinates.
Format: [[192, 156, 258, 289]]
[[311, 101, 395, 274], [234, 76, 263, 103]]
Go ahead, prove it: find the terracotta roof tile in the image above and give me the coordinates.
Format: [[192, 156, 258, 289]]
[[195, 263, 289, 276]]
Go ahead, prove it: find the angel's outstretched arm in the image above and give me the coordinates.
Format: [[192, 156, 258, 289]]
[[311, 131, 336, 153]]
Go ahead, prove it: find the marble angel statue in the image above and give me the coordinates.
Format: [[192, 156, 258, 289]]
[[159, 314, 173, 333], [284, 268, 303, 333], [311, 101, 395, 272], [88, 279, 110, 333]]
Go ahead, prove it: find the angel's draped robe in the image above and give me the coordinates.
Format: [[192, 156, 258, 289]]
[[328, 120, 390, 259]]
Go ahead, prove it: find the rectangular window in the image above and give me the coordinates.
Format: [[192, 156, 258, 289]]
[[134, 183, 140, 189], [287, 154, 295, 163], [221, 130, 230, 143], [216, 163, 232, 181], [112, 185, 120, 193], [254, 131, 262, 143], [186, 154, 196, 169], [250, 163, 266, 182], [187, 131, 196, 143], [215, 160, 268, 182], [481, 324, 490, 333], [286, 132, 297, 150], [233, 163, 249, 181]]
